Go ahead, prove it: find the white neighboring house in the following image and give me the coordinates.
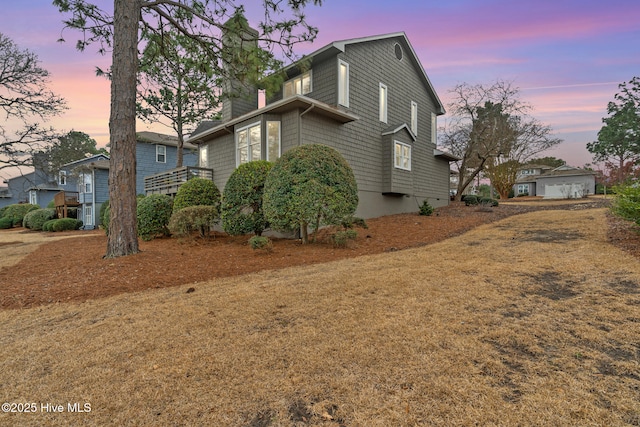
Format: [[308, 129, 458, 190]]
[[514, 165, 596, 199]]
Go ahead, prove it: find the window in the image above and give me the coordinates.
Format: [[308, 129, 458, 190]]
[[84, 206, 93, 226], [199, 145, 208, 168], [58, 170, 67, 186], [411, 101, 418, 135], [84, 173, 92, 193], [267, 121, 281, 161], [338, 60, 349, 107], [284, 70, 312, 98], [379, 83, 388, 123], [431, 113, 437, 144], [29, 190, 37, 205], [156, 145, 166, 163], [517, 184, 530, 195], [236, 122, 261, 166], [394, 141, 411, 171]]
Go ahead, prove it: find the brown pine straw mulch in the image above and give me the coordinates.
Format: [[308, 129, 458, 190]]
[[0, 197, 637, 310]]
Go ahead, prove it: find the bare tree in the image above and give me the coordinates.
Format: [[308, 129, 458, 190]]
[[440, 80, 561, 200], [0, 32, 66, 176], [54, 0, 321, 257]]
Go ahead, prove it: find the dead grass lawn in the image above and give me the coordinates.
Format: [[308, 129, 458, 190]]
[[0, 207, 639, 426]]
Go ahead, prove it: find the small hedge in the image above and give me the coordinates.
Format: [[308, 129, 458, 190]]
[[169, 205, 219, 238], [463, 195, 479, 206], [173, 178, 221, 213], [42, 218, 83, 232], [137, 194, 173, 240], [611, 184, 640, 225], [479, 197, 499, 207], [23, 208, 57, 230], [2, 203, 39, 227], [248, 235, 273, 252], [0, 217, 13, 229]]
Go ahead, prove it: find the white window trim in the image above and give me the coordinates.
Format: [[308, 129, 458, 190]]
[[517, 184, 530, 194], [58, 170, 67, 186], [29, 190, 37, 205], [156, 144, 166, 163], [338, 59, 350, 107], [411, 101, 418, 136], [394, 141, 411, 171], [284, 70, 313, 98], [266, 121, 281, 161], [431, 113, 437, 145], [199, 145, 208, 168], [235, 121, 262, 166], [84, 173, 92, 193], [379, 83, 388, 123]]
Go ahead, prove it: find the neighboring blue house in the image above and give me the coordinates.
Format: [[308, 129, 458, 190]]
[[0, 154, 59, 209], [62, 131, 198, 228]]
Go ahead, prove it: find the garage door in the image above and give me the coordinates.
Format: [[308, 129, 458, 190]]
[[544, 183, 583, 199]]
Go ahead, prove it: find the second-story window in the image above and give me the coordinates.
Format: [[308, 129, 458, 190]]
[[411, 101, 418, 135], [338, 60, 350, 107], [199, 145, 208, 168], [236, 122, 261, 166], [58, 170, 67, 186], [431, 112, 437, 144], [379, 83, 388, 123], [156, 145, 166, 163], [83, 173, 92, 193], [284, 70, 312, 98]]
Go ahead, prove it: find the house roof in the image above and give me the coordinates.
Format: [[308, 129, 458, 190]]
[[136, 131, 198, 150], [382, 123, 417, 141], [27, 184, 61, 192], [283, 32, 445, 116], [188, 95, 359, 143], [434, 149, 460, 162], [62, 153, 110, 168], [73, 159, 111, 171], [517, 165, 595, 183]]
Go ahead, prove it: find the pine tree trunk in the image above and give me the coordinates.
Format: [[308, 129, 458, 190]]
[[105, 0, 140, 258]]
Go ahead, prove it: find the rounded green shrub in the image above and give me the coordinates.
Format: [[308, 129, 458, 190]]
[[263, 144, 358, 244], [611, 184, 640, 225], [99, 200, 110, 227], [137, 194, 173, 240], [0, 216, 12, 229], [248, 235, 273, 252], [23, 208, 57, 230], [168, 205, 219, 238], [173, 178, 220, 213], [3, 203, 39, 227], [222, 160, 273, 236], [46, 200, 56, 209], [463, 195, 479, 206], [0, 205, 8, 218], [43, 219, 57, 232], [479, 197, 499, 207], [52, 218, 83, 231]]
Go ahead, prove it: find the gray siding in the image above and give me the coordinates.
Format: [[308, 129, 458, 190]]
[[136, 142, 198, 195]]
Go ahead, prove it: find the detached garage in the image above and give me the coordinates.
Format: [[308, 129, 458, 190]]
[[513, 165, 596, 199]]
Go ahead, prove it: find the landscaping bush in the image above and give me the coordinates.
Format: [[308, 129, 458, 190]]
[[0, 217, 12, 229], [248, 235, 273, 252], [221, 160, 273, 236], [23, 208, 57, 230], [263, 144, 358, 244], [137, 194, 173, 241], [419, 200, 434, 216], [479, 197, 499, 207], [0, 205, 8, 218], [463, 195, 479, 206], [341, 216, 368, 230], [611, 184, 640, 225], [99, 200, 110, 228], [2, 204, 39, 227], [51, 218, 83, 231], [46, 200, 56, 209], [173, 178, 220, 213], [331, 229, 357, 248], [168, 205, 219, 238], [42, 219, 57, 232]]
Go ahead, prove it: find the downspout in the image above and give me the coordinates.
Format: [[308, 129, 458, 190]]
[[91, 167, 96, 229], [298, 104, 315, 146]]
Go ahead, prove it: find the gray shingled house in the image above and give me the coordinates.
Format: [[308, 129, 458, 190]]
[[188, 32, 456, 218], [514, 164, 596, 199]]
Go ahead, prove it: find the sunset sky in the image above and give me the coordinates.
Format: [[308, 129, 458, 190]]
[[1, 0, 639, 180]]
